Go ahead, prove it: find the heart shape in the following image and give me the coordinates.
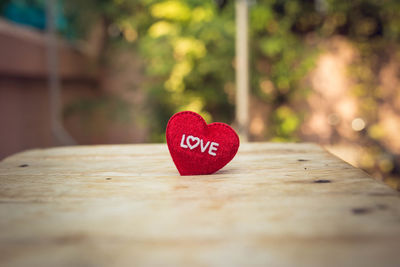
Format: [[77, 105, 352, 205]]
[[166, 111, 240, 175], [186, 135, 200, 150]]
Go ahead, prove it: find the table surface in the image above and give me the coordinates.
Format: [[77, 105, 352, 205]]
[[0, 143, 400, 267]]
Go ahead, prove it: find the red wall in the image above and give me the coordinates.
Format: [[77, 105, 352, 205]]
[[0, 20, 98, 160]]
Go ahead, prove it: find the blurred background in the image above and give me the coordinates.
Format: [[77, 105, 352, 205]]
[[0, 0, 399, 189]]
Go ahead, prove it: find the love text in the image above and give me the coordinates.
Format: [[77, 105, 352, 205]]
[[180, 134, 219, 156]]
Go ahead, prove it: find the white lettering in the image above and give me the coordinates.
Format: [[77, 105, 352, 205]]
[[200, 139, 210, 152], [208, 142, 219, 156], [186, 135, 200, 150], [180, 134, 188, 148], [179, 134, 219, 156]]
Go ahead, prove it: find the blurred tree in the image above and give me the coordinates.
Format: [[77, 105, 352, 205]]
[[56, 0, 400, 140]]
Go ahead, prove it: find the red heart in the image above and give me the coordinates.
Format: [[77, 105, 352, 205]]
[[166, 111, 240, 175]]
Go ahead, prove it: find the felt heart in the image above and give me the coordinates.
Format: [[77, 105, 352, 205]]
[[166, 111, 240, 175]]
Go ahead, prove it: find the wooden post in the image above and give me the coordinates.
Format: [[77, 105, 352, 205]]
[[46, 0, 76, 145], [235, 0, 249, 141]]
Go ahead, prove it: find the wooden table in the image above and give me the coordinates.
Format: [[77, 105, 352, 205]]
[[1, 143, 399, 267]]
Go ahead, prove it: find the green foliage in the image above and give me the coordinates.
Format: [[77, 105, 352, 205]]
[[134, 0, 236, 137], [61, 0, 400, 144]]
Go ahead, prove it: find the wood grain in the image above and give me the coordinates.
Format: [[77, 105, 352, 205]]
[[0, 143, 399, 267]]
